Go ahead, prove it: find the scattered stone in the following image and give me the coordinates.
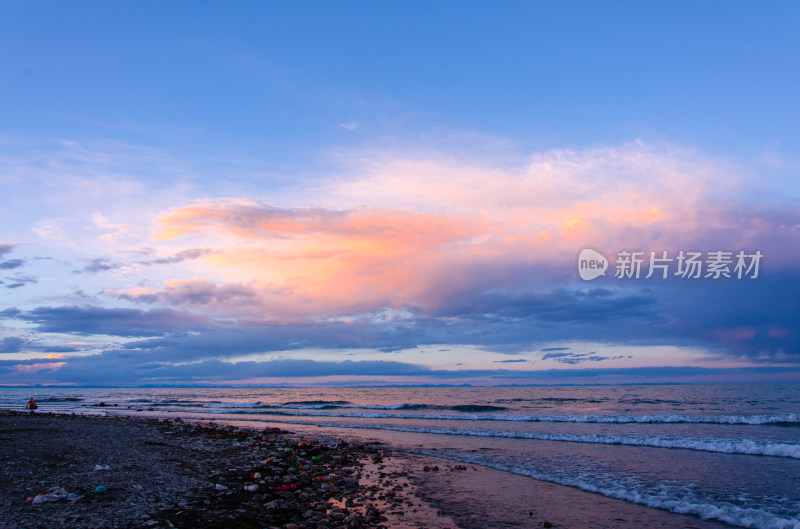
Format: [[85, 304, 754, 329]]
[[1, 410, 458, 529]]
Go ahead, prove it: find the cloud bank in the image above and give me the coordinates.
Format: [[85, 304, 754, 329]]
[[2, 141, 798, 385]]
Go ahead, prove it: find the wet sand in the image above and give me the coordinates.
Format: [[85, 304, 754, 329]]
[[398, 452, 732, 529], [0, 411, 733, 529]]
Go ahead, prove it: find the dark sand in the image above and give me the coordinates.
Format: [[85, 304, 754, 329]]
[[0, 411, 733, 529], [398, 453, 732, 529]]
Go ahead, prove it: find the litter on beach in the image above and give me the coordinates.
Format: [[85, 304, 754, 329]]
[[30, 487, 81, 504]]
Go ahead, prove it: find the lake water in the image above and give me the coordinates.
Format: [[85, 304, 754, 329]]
[[3, 384, 800, 528]]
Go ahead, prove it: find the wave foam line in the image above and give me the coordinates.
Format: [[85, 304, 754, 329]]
[[238, 417, 800, 459], [202, 401, 261, 408], [405, 450, 800, 529], [221, 408, 800, 426], [127, 410, 797, 529]]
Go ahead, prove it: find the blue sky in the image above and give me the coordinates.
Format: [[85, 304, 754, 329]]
[[1, 2, 799, 386]]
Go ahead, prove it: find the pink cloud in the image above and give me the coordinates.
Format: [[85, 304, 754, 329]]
[[15, 362, 66, 373], [143, 142, 798, 320]]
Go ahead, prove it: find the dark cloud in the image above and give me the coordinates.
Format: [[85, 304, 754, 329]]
[[76, 249, 210, 274], [0, 259, 24, 270], [431, 287, 661, 325], [0, 336, 84, 355], [541, 352, 572, 359], [377, 345, 412, 353], [115, 322, 390, 361], [13, 305, 211, 337], [0, 245, 31, 281], [116, 278, 259, 306], [484, 365, 800, 383], [7, 266, 800, 369], [422, 269, 800, 361], [0, 337, 25, 354], [0, 355, 440, 386], [5, 275, 38, 289], [0, 243, 17, 257], [140, 248, 211, 265], [542, 351, 610, 364], [40, 345, 84, 353], [648, 270, 800, 360], [0, 358, 66, 381], [2, 261, 798, 386], [76, 258, 121, 274], [3, 353, 800, 387], [493, 359, 528, 363], [105, 270, 800, 363]]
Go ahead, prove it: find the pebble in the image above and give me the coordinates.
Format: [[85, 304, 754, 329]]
[[0, 411, 457, 529]]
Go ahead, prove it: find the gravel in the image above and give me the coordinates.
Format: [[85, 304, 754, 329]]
[[0, 411, 427, 529]]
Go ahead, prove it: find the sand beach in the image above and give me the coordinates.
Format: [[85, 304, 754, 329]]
[[0, 410, 735, 529]]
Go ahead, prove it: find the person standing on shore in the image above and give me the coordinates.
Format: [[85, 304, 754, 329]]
[[25, 397, 37, 414]]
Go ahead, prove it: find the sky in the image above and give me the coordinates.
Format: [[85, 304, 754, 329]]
[[1, 2, 799, 387]]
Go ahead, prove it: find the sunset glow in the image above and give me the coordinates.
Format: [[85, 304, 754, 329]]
[[1, 3, 798, 386]]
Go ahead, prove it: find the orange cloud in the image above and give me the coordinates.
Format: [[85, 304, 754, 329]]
[[142, 142, 783, 320], [156, 202, 478, 243]]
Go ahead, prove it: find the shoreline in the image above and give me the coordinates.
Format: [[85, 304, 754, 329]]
[[1, 410, 734, 529]]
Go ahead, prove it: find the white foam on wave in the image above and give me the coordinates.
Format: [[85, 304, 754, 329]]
[[361, 403, 425, 410], [406, 450, 800, 529], [201, 401, 261, 408], [111, 398, 800, 426], [253, 418, 800, 459], [102, 411, 800, 528], [201, 412, 800, 529], [243, 407, 800, 426]]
